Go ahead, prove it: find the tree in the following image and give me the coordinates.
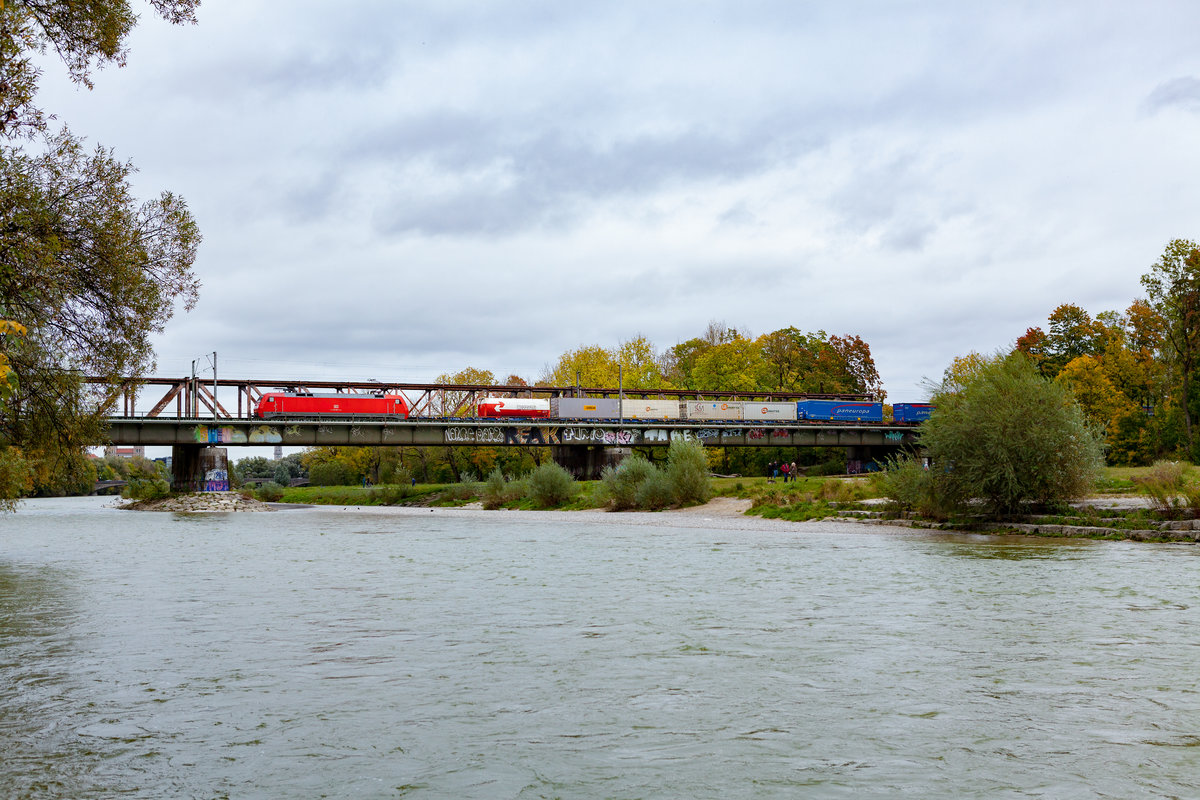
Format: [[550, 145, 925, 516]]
[[691, 337, 761, 392], [1, 132, 200, 496], [664, 337, 711, 390], [917, 352, 1104, 515], [1, 1, 201, 504], [1141, 239, 1200, 455], [1, 1, 200, 136], [543, 344, 621, 388]]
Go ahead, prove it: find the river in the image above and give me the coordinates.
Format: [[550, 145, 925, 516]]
[[2, 496, 1199, 798]]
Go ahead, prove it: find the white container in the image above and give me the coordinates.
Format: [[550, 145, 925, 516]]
[[685, 401, 744, 420], [619, 399, 682, 420], [742, 402, 798, 421]]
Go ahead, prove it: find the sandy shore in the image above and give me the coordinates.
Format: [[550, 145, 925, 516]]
[[296, 495, 868, 534]]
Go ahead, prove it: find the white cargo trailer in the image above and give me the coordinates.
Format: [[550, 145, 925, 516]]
[[685, 401, 745, 420], [741, 402, 798, 422], [620, 399, 682, 420]]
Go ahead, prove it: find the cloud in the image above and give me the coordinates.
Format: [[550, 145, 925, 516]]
[[1143, 76, 1200, 115]]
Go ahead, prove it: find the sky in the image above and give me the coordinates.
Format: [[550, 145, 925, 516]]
[[32, 0, 1200, 410]]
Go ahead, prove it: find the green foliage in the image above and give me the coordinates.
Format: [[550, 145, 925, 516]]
[[1130, 460, 1200, 517], [526, 461, 575, 508], [255, 482, 285, 502], [367, 484, 412, 505], [634, 469, 674, 510], [666, 437, 711, 505], [0, 447, 33, 510], [922, 353, 1105, 515], [2, 3, 197, 503], [122, 476, 170, 502], [879, 455, 952, 520], [1141, 239, 1200, 456], [601, 454, 658, 510], [482, 467, 507, 510], [308, 460, 351, 487]]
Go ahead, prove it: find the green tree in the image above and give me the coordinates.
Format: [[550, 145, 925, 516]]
[[1141, 239, 1200, 456], [918, 353, 1104, 515], [1, 1, 201, 504], [692, 337, 761, 392]]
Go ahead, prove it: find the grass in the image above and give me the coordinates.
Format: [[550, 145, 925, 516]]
[[275, 480, 610, 510]]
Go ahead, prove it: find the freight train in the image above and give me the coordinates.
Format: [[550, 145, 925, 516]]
[[253, 392, 933, 424]]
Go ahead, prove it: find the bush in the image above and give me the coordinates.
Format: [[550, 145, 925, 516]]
[[921, 352, 1105, 515], [482, 467, 508, 509], [666, 437, 711, 505], [527, 461, 575, 508], [368, 484, 412, 505], [256, 482, 285, 502], [442, 483, 477, 503], [635, 468, 675, 510], [122, 477, 170, 501], [382, 465, 412, 487], [879, 455, 951, 520], [1131, 460, 1199, 517], [601, 454, 658, 510]]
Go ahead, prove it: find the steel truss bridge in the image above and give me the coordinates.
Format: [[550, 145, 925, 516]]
[[95, 377, 872, 422], [96, 377, 914, 450], [94, 377, 913, 486]]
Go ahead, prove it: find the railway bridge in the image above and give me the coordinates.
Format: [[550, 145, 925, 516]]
[[95, 377, 918, 489]]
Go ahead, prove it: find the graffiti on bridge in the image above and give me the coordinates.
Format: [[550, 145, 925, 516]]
[[193, 425, 282, 444], [560, 427, 635, 445]]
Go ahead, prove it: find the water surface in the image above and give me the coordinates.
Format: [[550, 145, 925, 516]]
[[2, 497, 1198, 798]]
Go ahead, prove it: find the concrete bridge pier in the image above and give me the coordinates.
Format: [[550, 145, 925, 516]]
[[171, 445, 230, 492], [845, 444, 904, 475], [552, 445, 628, 480]]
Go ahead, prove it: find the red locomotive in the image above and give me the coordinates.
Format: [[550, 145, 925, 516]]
[[253, 393, 409, 419]]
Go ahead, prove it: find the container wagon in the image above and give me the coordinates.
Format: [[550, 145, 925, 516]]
[[892, 403, 934, 423], [550, 397, 621, 419], [797, 399, 884, 422]]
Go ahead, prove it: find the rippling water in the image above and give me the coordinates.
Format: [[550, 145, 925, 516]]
[[2, 497, 1199, 798]]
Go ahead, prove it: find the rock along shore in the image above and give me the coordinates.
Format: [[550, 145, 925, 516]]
[[120, 491, 273, 513]]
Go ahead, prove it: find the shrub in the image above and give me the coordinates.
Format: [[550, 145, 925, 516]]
[[442, 483, 477, 503], [879, 455, 952, 520], [122, 477, 170, 501], [527, 461, 575, 508], [922, 352, 1105, 515], [368, 484, 412, 505], [635, 468, 675, 510], [666, 437, 711, 505], [256, 482, 285, 502], [601, 454, 658, 510], [482, 467, 508, 510], [1133, 460, 1189, 517]]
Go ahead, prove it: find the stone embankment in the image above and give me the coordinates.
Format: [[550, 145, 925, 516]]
[[121, 491, 273, 512], [835, 509, 1200, 542]]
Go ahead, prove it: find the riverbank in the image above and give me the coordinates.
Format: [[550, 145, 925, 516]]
[[112, 487, 1197, 544]]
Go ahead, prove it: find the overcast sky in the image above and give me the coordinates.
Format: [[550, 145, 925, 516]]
[[34, 0, 1200, 404]]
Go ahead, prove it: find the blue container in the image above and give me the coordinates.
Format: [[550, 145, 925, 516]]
[[797, 400, 884, 422], [893, 403, 934, 423]]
